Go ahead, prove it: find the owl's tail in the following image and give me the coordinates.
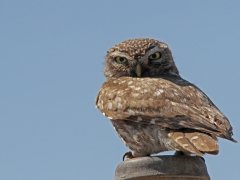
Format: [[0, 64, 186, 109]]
[[168, 131, 219, 156]]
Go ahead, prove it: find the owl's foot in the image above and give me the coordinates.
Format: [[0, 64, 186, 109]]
[[174, 151, 190, 156], [198, 156, 205, 162], [123, 151, 134, 161], [123, 151, 151, 161], [174, 151, 205, 162]]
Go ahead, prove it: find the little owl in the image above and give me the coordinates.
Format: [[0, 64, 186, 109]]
[[96, 38, 236, 159]]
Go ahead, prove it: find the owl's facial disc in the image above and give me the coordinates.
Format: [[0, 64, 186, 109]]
[[105, 39, 180, 78]]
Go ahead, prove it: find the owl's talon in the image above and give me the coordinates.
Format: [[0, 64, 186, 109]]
[[174, 151, 185, 156], [123, 151, 134, 161], [199, 156, 205, 162]]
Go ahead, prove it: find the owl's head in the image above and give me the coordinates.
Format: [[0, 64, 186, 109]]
[[104, 38, 179, 79]]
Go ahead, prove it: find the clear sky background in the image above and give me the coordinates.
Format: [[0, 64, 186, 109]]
[[0, 1, 240, 180]]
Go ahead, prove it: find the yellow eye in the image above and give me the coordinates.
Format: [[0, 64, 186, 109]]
[[148, 52, 161, 60], [115, 57, 128, 64]]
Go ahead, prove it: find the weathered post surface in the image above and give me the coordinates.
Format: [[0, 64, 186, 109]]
[[114, 155, 210, 180]]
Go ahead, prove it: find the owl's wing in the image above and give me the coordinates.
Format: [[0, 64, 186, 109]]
[[96, 76, 236, 142]]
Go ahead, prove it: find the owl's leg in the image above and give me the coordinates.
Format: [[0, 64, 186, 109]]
[[174, 151, 186, 156], [174, 150, 192, 156], [123, 151, 150, 161], [123, 151, 134, 161], [174, 151, 205, 162]]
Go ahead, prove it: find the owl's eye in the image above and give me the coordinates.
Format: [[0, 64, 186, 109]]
[[148, 52, 161, 60], [115, 57, 128, 64]]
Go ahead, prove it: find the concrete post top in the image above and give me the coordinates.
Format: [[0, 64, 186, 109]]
[[114, 155, 210, 180]]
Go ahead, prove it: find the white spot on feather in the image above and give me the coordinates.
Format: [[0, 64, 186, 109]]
[[128, 81, 133, 85], [115, 97, 121, 102], [154, 89, 164, 96], [175, 136, 184, 141], [150, 118, 159, 124], [108, 103, 112, 109], [161, 84, 169, 88], [183, 144, 189, 148], [190, 136, 199, 141], [117, 103, 122, 110], [137, 116, 142, 121], [181, 98, 187, 102], [132, 93, 139, 97], [174, 92, 179, 96], [171, 102, 177, 105], [127, 109, 135, 115], [117, 114, 122, 118]]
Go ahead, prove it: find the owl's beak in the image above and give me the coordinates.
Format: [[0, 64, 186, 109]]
[[135, 63, 142, 77]]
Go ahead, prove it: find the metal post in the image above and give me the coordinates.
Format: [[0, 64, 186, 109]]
[[114, 155, 210, 180]]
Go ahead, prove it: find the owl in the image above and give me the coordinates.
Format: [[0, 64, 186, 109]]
[[96, 38, 236, 159]]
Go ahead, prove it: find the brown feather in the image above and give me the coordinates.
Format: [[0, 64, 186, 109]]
[[184, 132, 219, 152], [168, 131, 204, 156], [96, 76, 235, 142]]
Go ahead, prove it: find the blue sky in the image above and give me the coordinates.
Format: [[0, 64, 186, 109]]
[[0, 1, 240, 179]]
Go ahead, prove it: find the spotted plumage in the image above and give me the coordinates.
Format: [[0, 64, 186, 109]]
[[96, 38, 236, 158]]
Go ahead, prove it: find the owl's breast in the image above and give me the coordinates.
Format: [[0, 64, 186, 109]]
[[110, 119, 180, 155]]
